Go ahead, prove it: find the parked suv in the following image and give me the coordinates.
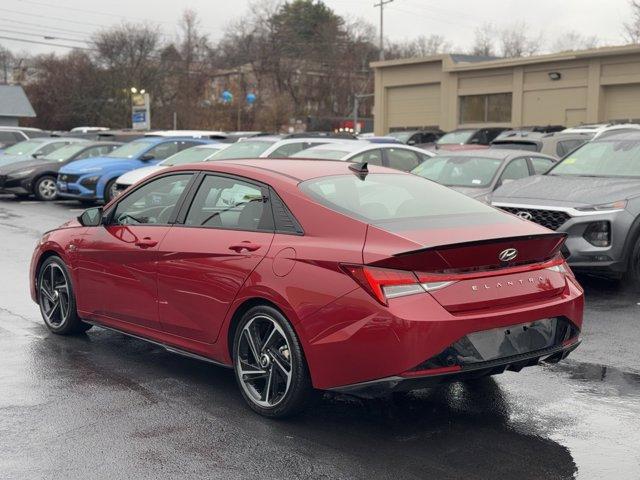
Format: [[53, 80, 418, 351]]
[[492, 131, 640, 281], [57, 137, 208, 203], [490, 131, 591, 158]]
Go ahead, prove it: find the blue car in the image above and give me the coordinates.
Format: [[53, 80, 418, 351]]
[[57, 137, 212, 203]]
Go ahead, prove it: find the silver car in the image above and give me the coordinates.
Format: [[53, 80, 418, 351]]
[[412, 149, 557, 203], [492, 131, 640, 281]]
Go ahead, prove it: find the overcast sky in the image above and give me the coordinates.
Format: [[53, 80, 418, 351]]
[[0, 0, 633, 56]]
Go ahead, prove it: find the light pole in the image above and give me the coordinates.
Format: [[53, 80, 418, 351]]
[[353, 93, 374, 134], [374, 0, 394, 61]]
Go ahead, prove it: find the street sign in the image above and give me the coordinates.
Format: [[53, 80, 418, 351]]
[[132, 93, 151, 130]]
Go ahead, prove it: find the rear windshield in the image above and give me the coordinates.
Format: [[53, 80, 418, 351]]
[[299, 173, 493, 222], [412, 155, 503, 188], [436, 130, 474, 145], [491, 141, 539, 152]]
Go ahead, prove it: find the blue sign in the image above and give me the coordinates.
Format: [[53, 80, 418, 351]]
[[132, 111, 146, 123]]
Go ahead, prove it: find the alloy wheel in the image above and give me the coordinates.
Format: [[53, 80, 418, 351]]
[[38, 178, 57, 200], [236, 315, 293, 408], [39, 263, 70, 328]]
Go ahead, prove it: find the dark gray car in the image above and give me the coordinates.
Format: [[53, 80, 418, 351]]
[[490, 131, 592, 158], [411, 149, 557, 203], [492, 131, 640, 280]]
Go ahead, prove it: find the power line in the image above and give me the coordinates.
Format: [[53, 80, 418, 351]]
[[15, 0, 177, 26], [0, 7, 110, 29], [0, 34, 93, 51], [0, 16, 94, 37], [0, 28, 90, 44]]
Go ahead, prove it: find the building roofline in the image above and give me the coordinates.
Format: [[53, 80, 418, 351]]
[[371, 44, 640, 72]]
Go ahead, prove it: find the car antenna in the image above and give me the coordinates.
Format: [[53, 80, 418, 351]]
[[348, 161, 368, 180]]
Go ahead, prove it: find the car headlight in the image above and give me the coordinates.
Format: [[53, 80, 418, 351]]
[[575, 200, 627, 211], [80, 176, 101, 188], [8, 168, 35, 178]]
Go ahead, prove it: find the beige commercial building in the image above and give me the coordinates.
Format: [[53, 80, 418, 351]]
[[371, 45, 640, 135]]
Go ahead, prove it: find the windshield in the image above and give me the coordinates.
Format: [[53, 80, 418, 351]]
[[2, 140, 44, 156], [387, 131, 412, 143], [300, 173, 492, 222], [437, 130, 474, 145], [41, 144, 87, 162], [208, 140, 275, 159], [549, 140, 640, 178], [293, 148, 350, 160], [160, 147, 219, 166], [106, 141, 155, 158], [412, 155, 502, 188]]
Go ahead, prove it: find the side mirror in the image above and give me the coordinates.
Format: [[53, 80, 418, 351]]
[[78, 207, 104, 227], [32, 153, 42, 158], [140, 153, 155, 161]]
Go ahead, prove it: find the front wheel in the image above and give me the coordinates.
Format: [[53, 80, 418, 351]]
[[37, 256, 92, 335], [103, 178, 118, 204], [233, 305, 313, 418], [34, 175, 58, 201]]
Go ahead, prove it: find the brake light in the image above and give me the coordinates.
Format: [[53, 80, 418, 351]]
[[341, 265, 425, 305]]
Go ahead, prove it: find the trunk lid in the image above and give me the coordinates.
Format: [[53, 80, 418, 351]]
[[363, 211, 568, 313]]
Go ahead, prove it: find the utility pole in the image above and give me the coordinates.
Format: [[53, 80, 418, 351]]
[[374, 0, 394, 61]]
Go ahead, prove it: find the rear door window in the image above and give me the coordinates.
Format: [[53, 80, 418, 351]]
[[384, 148, 421, 171], [530, 156, 555, 174], [556, 139, 586, 157], [499, 157, 530, 184], [350, 149, 383, 166], [184, 175, 273, 231]]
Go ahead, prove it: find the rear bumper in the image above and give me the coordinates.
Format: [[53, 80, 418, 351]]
[[331, 338, 581, 396], [300, 276, 583, 390]]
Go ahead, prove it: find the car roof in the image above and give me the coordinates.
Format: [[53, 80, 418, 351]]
[[492, 131, 591, 142], [433, 149, 555, 160], [593, 130, 640, 141], [168, 158, 401, 184]]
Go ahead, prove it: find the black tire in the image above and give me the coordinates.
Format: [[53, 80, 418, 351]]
[[233, 305, 313, 418], [625, 239, 640, 286], [33, 175, 58, 201], [37, 256, 92, 335], [103, 178, 117, 204]]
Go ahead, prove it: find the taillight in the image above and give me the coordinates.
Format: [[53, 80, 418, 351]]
[[341, 265, 437, 305]]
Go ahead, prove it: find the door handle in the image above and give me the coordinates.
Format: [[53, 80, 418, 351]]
[[229, 242, 261, 253], [135, 237, 158, 249]]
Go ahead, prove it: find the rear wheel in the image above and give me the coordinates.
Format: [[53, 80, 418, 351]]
[[37, 256, 92, 335], [34, 175, 57, 201], [233, 305, 312, 418], [103, 178, 117, 204]]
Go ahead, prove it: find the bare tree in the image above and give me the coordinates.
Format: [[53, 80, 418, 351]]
[[471, 23, 496, 57], [499, 22, 542, 58], [387, 34, 452, 59], [625, 0, 640, 43], [551, 31, 599, 53], [0, 45, 14, 83]]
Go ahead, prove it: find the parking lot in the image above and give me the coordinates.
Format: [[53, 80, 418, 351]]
[[0, 196, 638, 480]]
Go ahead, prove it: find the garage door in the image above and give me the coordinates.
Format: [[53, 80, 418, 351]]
[[605, 84, 640, 122], [522, 87, 587, 127], [386, 84, 440, 129]]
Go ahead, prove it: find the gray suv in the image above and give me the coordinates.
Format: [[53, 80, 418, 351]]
[[492, 131, 640, 280]]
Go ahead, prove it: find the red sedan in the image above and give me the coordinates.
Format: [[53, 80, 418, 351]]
[[30, 159, 583, 417]]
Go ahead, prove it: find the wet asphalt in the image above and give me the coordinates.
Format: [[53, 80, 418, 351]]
[[0, 196, 638, 480]]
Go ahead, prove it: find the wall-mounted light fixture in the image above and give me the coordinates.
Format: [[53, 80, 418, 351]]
[[548, 72, 562, 81]]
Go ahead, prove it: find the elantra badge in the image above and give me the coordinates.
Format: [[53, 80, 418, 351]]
[[498, 248, 518, 262]]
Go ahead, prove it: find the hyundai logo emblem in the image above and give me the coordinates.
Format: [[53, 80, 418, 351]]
[[517, 211, 533, 221], [498, 248, 518, 262]]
